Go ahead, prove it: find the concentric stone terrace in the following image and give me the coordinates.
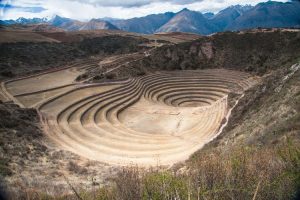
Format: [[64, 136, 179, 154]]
[[1, 66, 258, 166]]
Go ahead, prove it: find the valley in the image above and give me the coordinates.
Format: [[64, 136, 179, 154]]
[[0, 27, 299, 199]]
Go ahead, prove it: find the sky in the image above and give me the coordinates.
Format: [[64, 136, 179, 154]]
[[0, 0, 289, 21]]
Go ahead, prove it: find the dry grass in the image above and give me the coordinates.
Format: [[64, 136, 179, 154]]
[[9, 139, 299, 200]]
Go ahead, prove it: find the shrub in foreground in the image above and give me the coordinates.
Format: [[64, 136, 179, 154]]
[[14, 139, 300, 200]]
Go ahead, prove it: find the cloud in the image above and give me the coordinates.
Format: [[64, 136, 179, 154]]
[[71, 0, 153, 8], [0, 0, 289, 20], [0, 4, 46, 13], [42, 0, 206, 8]]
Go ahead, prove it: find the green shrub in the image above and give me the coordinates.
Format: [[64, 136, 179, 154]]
[[142, 172, 188, 200]]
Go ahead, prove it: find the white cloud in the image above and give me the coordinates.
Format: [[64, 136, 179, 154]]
[[0, 0, 289, 20]]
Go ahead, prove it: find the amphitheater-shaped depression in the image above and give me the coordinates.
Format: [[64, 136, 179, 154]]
[[2, 67, 258, 166]]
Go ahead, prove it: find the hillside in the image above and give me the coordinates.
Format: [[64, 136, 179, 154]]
[[94, 29, 300, 81], [0, 30, 149, 80], [0, 28, 203, 80]]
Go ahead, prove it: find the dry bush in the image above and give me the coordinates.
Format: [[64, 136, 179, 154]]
[[188, 147, 289, 200], [67, 161, 88, 175], [114, 167, 142, 200], [5, 141, 299, 200], [142, 171, 188, 200], [97, 140, 300, 200]]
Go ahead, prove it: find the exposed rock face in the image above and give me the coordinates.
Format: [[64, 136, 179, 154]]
[[199, 42, 214, 60], [130, 30, 300, 75]]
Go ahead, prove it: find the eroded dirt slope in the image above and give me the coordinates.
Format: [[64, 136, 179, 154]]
[[203, 63, 300, 150]]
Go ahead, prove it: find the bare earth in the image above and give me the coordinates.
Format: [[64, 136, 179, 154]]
[[1, 63, 259, 166]]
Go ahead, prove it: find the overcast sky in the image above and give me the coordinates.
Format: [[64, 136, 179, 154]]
[[0, 0, 289, 21]]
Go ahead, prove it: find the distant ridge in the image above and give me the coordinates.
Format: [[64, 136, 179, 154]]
[[106, 12, 175, 34], [49, 15, 118, 31], [1, 1, 300, 34], [226, 1, 300, 30], [156, 8, 216, 35], [80, 19, 119, 31]]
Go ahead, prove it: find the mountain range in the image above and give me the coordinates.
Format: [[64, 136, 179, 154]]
[[49, 16, 119, 31], [1, 1, 300, 34]]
